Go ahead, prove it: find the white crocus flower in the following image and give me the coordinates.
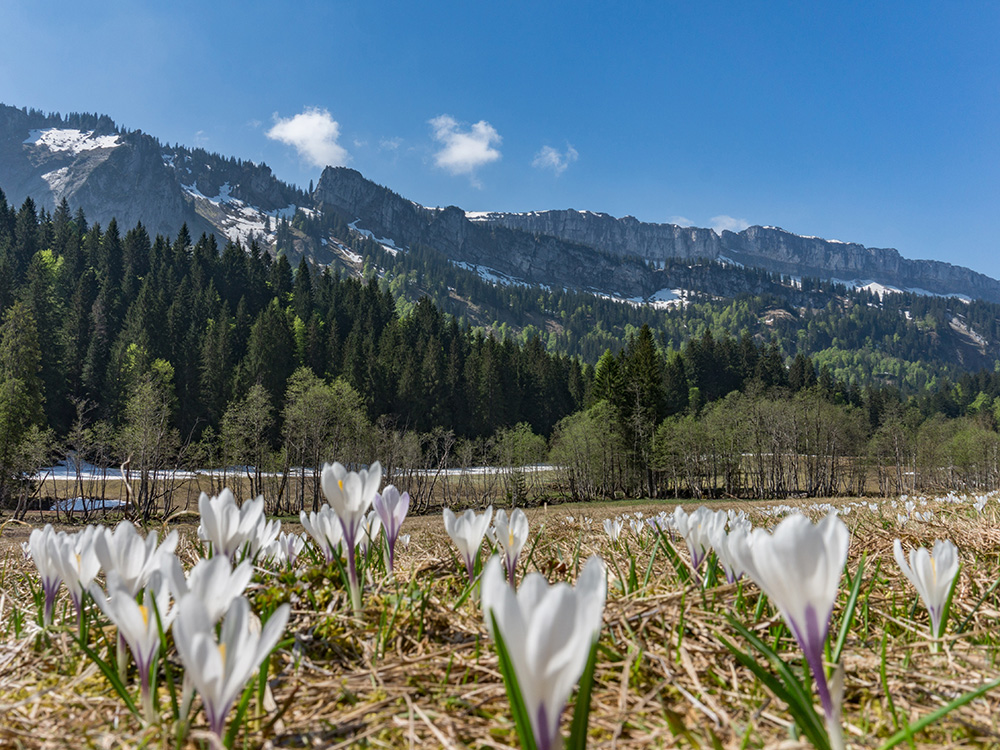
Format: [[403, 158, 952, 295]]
[[646, 512, 673, 537], [172, 556, 255, 625], [95, 521, 178, 596], [709, 524, 749, 584], [300, 505, 344, 563], [90, 570, 177, 720], [198, 490, 265, 560], [628, 517, 646, 539], [358, 509, 383, 555], [482, 555, 607, 750], [372, 485, 410, 574], [893, 538, 960, 648], [671, 506, 689, 536], [173, 595, 290, 739], [322, 461, 382, 614], [265, 531, 306, 569], [54, 525, 102, 622], [29, 525, 64, 625], [494, 508, 529, 586], [732, 513, 849, 750], [248, 516, 282, 561], [321, 461, 382, 545], [444, 506, 493, 582], [603, 517, 622, 544], [690, 506, 726, 572]]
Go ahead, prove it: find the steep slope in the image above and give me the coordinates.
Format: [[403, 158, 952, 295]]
[[473, 209, 1000, 303], [313, 167, 659, 298], [0, 105, 203, 239], [0, 104, 307, 248], [3, 103, 999, 307]]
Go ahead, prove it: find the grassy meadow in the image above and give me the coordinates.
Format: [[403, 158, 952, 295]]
[[2, 493, 1000, 748]]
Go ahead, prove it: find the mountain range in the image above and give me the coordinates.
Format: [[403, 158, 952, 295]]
[[3, 102, 997, 309]]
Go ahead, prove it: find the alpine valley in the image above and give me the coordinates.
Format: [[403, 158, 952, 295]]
[[3, 102, 1000, 391]]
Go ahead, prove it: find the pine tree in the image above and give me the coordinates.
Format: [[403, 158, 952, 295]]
[[20, 250, 68, 430], [293, 256, 313, 321], [12, 198, 39, 281], [269, 253, 293, 301], [0, 300, 45, 428], [237, 299, 296, 407], [0, 301, 48, 505], [591, 349, 622, 406]]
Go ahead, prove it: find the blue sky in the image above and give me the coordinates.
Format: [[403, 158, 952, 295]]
[[2, 1, 999, 276]]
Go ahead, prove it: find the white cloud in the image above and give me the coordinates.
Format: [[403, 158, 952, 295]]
[[380, 137, 403, 151], [429, 115, 501, 183], [532, 144, 579, 176], [266, 107, 349, 168], [710, 215, 750, 234], [667, 215, 694, 227]]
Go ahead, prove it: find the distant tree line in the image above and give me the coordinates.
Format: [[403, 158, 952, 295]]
[[550, 326, 1000, 502]]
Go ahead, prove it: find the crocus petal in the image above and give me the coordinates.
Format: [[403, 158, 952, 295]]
[[482, 555, 606, 750]]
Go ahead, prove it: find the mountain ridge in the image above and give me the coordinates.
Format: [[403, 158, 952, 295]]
[[462, 207, 1000, 303], [2, 102, 998, 305]]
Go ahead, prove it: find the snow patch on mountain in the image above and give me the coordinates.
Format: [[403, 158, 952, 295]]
[[832, 278, 974, 303], [907, 287, 972, 303], [831, 278, 903, 299], [181, 181, 296, 246], [24, 128, 120, 153], [451, 261, 545, 290], [648, 288, 690, 309], [593, 287, 691, 310], [41, 166, 72, 193], [348, 220, 405, 256]]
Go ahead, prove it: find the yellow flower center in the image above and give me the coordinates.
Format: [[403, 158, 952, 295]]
[[338, 479, 344, 491], [139, 605, 150, 628], [219, 642, 227, 666]]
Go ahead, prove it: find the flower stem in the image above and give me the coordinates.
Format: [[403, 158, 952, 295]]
[[117, 632, 128, 683], [140, 664, 156, 723], [346, 536, 362, 617], [825, 712, 845, 750]]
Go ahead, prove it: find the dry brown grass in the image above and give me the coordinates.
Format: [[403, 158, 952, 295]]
[[2, 497, 1000, 748]]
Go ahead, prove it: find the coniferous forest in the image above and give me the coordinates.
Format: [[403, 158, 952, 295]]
[[4, 189, 1000, 516]]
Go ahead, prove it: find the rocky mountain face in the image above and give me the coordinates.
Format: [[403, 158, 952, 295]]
[[3, 103, 999, 306], [315, 167, 1000, 303], [474, 209, 1000, 303], [313, 167, 658, 296], [0, 104, 306, 248], [0, 105, 205, 238]]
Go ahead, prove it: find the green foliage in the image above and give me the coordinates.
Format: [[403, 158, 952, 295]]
[[3, 190, 1000, 505]]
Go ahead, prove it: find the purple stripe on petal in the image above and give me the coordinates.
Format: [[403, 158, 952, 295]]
[[536, 703, 552, 750], [43, 577, 59, 624], [505, 553, 518, 587], [797, 603, 834, 720]]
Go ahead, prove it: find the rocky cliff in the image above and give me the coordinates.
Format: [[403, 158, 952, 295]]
[[0, 104, 305, 246], [4, 103, 998, 305], [313, 167, 658, 296], [474, 208, 1000, 302]]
